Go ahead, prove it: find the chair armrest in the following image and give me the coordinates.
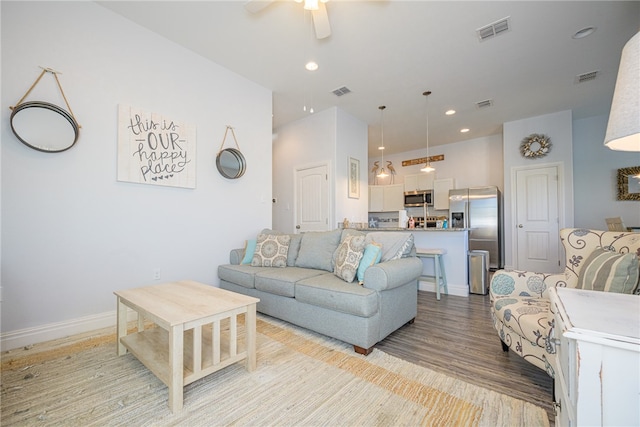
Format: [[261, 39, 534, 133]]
[[364, 257, 423, 291], [490, 269, 567, 301], [229, 248, 245, 265]]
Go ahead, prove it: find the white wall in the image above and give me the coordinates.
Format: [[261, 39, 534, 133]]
[[503, 110, 574, 268], [368, 134, 504, 191], [1, 2, 272, 344], [573, 114, 640, 229], [272, 107, 368, 233]]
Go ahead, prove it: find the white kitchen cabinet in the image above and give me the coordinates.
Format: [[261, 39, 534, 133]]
[[549, 287, 640, 427], [404, 173, 434, 192], [433, 178, 454, 210], [368, 184, 404, 212]]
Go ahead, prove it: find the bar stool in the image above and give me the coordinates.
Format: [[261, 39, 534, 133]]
[[415, 248, 448, 300]]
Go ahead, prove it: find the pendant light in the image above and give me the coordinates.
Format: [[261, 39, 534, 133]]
[[376, 105, 389, 178], [420, 91, 435, 173]]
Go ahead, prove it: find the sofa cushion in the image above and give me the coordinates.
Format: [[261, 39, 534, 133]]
[[492, 296, 551, 345], [286, 234, 303, 267], [357, 242, 383, 285], [218, 264, 271, 289], [295, 229, 342, 272], [333, 234, 366, 283], [577, 247, 640, 294], [365, 232, 414, 262], [252, 234, 290, 268], [295, 273, 378, 318], [255, 267, 325, 297]]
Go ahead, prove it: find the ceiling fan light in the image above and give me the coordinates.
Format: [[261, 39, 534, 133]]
[[304, 0, 319, 10]]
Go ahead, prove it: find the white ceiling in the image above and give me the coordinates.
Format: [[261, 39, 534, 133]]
[[98, 1, 640, 156]]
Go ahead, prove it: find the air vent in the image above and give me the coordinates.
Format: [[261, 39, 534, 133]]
[[476, 99, 494, 109], [332, 86, 351, 97], [575, 70, 599, 83], [477, 17, 511, 41]]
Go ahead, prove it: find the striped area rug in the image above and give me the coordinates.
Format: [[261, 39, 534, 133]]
[[1, 315, 548, 426]]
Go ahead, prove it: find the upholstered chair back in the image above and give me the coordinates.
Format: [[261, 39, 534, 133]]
[[560, 228, 640, 288]]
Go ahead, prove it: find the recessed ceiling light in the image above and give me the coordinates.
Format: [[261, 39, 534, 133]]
[[445, 109, 456, 116], [305, 61, 319, 71], [573, 27, 596, 39], [460, 128, 470, 133]]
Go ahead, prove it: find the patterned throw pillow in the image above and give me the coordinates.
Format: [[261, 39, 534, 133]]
[[251, 234, 290, 268], [577, 247, 640, 294], [333, 234, 366, 283]]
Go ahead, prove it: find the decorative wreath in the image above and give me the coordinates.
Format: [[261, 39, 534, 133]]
[[520, 133, 551, 159]]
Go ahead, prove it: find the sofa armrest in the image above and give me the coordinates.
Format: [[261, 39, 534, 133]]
[[364, 257, 423, 292], [229, 248, 245, 265], [490, 269, 567, 301]]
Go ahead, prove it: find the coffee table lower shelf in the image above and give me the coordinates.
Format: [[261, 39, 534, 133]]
[[120, 325, 247, 387]]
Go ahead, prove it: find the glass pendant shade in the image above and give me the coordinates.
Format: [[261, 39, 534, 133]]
[[376, 105, 388, 178], [604, 31, 640, 152], [422, 91, 434, 173]]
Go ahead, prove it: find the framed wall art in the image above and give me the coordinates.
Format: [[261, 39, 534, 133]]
[[617, 166, 640, 201], [348, 157, 360, 199], [117, 105, 197, 189]]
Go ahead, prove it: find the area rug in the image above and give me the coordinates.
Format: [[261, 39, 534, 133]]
[[1, 315, 548, 426]]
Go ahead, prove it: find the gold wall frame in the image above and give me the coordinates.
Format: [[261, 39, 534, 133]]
[[617, 166, 640, 201]]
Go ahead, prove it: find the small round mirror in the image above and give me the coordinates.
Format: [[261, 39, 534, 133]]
[[216, 148, 246, 179], [10, 101, 79, 153]]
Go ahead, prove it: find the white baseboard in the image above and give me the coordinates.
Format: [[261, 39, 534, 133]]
[[0, 309, 137, 352], [418, 279, 469, 297]]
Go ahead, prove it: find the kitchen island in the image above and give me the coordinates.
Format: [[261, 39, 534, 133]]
[[360, 228, 470, 297]]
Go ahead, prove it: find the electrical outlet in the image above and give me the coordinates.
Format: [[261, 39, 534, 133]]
[[153, 269, 161, 281]]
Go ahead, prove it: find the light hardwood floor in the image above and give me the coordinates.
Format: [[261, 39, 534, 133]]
[[376, 290, 555, 426]]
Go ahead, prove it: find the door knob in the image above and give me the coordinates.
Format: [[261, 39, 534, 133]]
[[296, 225, 301, 229], [518, 224, 524, 228]]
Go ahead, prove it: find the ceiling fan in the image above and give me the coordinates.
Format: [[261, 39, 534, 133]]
[[245, 0, 332, 39]]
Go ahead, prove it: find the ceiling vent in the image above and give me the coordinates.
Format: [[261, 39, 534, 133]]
[[575, 70, 599, 84], [477, 17, 511, 41], [332, 86, 351, 97], [476, 99, 494, 109]]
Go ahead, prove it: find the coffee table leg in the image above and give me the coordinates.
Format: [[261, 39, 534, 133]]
[[246, 303, 257, 372], [116, 297, 128, 356], [168, 325, 184, 413]]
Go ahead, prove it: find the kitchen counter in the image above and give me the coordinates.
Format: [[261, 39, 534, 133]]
[[355, 227, 470, 297]]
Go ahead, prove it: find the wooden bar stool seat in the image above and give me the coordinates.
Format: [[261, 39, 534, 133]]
[[415, 248, 448, 300]]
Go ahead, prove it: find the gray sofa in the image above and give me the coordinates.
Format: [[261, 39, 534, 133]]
[[218, 228, 423, 355]]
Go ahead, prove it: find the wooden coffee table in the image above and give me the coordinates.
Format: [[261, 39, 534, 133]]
[[114, 280, 259, 413]]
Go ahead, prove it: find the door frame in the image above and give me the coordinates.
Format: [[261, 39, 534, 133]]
[[293, 161, 333, 233], [509, 161, 566, 271]]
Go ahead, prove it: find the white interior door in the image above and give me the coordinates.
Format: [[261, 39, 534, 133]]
[[295, 164, 329, 233], [515, 165, 561, 272]]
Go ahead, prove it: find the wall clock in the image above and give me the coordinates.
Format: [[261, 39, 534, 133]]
[[520, 133, 551, 159]]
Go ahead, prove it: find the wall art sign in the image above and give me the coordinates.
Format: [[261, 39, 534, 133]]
[[117, 105, 196, 188], [348, 157, 360, 199]]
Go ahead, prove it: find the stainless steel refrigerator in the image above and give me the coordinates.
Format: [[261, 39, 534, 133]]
[[449, 186, 503, 270]]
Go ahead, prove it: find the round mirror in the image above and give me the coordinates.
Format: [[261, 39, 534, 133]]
[[10, 101, 79, 153], [216, 148, 246, 179]]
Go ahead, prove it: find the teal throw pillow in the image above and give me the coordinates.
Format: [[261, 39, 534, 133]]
[[357, 242, 383, 285], [241, 239, 257, 264]]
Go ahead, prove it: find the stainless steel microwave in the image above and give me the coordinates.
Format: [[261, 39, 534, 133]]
[[404, 190, 433, 207]]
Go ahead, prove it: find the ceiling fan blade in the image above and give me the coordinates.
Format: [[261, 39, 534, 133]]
[[244, 0, 274, 14], [311, 2, 331, 39]]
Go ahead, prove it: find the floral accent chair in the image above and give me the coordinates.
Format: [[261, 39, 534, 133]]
[[490, 228, 640, 378]]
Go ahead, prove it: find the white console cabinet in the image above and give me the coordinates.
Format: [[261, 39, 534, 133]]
[[549, 287, 640, 427]]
